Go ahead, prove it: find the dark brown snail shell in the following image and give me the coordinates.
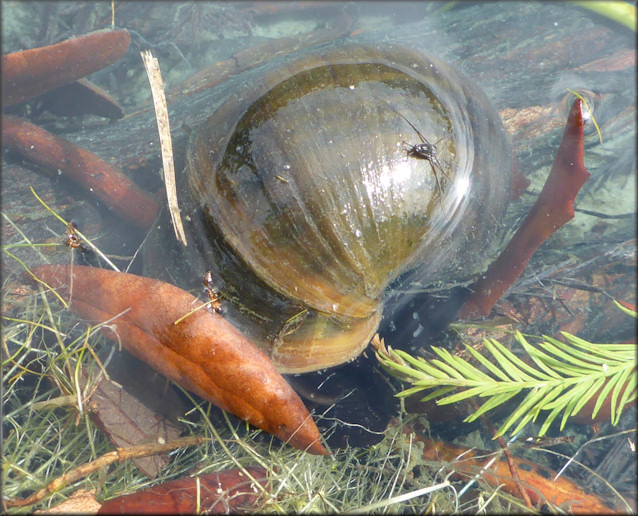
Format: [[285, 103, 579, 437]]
[[177, 43, 512, 373]]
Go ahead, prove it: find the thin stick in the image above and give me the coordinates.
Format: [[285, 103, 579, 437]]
[[5, 435, 206, 508], [140, 50, 188, 246]]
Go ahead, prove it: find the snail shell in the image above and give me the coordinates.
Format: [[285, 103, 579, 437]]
[[178, 43, 511, 373]]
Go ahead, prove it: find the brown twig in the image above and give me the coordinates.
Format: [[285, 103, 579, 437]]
[[5, 435, 206, 508]]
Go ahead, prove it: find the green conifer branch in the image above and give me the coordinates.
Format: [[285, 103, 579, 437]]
[[374, 302, 636, 438]]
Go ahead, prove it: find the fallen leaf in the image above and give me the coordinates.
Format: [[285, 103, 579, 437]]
[[80, 370, 181, 478], [31, 265, 328, 455], [97, 467, 268, 514]]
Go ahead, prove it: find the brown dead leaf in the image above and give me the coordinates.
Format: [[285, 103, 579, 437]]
[[97, 467, 269, 514], [31, 264, 328, 455], [80, 370, 181, 478]]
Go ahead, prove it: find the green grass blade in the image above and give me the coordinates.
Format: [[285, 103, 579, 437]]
[[444, 351, 495, 382], [613, 299, 637, 318], [540, 337, 603, 372], [428, 358, 466, 380], [431, 346, 490, 381], [505, 382, 569, 437], [489, 335, 550, 381], [438, 385, 495, 405], [538, 402, 569, 437], [559, 380, 596, 430], [377, 357, 435, 383], [418, 386, 457, 402], [548, 334, 624, 367], [395, 385, 430, 398], [571, 376, 606, 416], [470, 391, 521, 421], [591, 373, 623, 421], [518, 339, 574, 376], [394, 349, 450, 378], [560, 332, 632, 362], [496, 387, 548, 437]]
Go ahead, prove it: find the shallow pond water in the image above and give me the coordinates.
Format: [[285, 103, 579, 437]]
[[2, 2, 635, 512]]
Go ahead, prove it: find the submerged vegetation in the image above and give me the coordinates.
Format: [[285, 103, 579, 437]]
[[2, 236, 635, 512], [2, 186, 635, 512], [0, 283, 464, 513], [2, 1, 635, 512]]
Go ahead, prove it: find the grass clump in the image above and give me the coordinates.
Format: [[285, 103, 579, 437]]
[[2, 236, 464, 513]]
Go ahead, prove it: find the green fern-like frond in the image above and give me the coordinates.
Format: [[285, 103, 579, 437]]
[[374, 306, 636, 438]]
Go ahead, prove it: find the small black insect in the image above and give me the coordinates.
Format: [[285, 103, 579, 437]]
[[404, 139, 442, 162], [388, 105, 450, 194]]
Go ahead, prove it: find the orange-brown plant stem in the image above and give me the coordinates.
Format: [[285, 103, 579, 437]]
[[398, 422, 616, 513], [461, 99, 590, 318], [30, 265, 329, 456], [3, 116, 159, 231], [2, 29, 130, 107]]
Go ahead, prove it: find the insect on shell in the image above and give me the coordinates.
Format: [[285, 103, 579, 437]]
[[179, 43, 512, 373]]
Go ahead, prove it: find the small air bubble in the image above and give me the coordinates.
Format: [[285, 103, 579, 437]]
[[354, 229, 362, 238]]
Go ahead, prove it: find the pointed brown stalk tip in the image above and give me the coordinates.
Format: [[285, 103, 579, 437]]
[[460, 99, 590, 319], [29, 264, 328, 455], [2, 29, 130, 107]]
